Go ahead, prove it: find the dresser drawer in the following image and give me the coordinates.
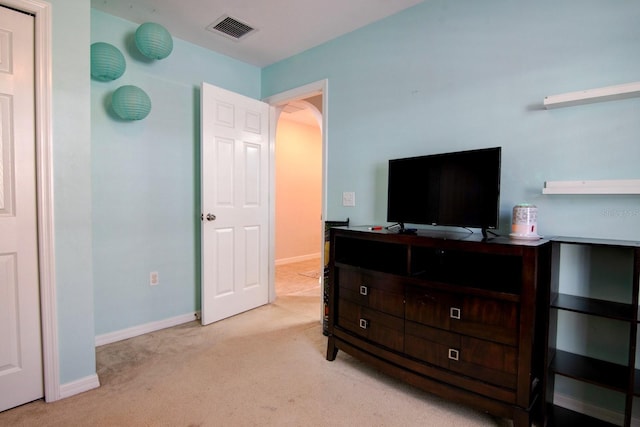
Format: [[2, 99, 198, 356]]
[[338, 267, 405, 317], [405, 321, 517, 389], [405, 287, 518, 346], [337, 298, 404, 352]]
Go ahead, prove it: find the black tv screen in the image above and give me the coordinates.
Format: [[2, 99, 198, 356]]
[[386, 147, 501, 231]]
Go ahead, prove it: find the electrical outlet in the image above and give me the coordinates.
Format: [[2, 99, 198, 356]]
[[150, 271, 159, 286], [342, 191, 356, 207]]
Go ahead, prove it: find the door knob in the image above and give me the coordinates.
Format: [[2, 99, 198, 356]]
[[206, 213, 216, 221]]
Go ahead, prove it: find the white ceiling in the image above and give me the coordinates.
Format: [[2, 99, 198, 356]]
[[91, 0, 424, 67]]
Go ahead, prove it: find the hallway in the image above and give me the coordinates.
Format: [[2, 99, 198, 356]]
[[275, 258, 322, 297]]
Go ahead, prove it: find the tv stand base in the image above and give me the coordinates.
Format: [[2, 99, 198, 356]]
[[398, 228, 417, 235], [482, 228, 498, 239]]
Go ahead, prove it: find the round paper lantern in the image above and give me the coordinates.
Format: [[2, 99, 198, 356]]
[[90, 42, 126, 81], [135, 22, 173, 60], [111, 85, 151, 120]]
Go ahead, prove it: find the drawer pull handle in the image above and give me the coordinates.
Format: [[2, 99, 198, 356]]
[[359, 318, 369, 329], [450, 307, 461, 320], [448, 348, 459, 361], [359, 285, 368, 296]]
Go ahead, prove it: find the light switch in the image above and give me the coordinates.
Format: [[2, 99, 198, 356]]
[[342, 191, 355, 207]]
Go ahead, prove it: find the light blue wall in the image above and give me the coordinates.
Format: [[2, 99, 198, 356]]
[[51, 0, 639, 401], [262, 0, 640, 242], [262, 0, 640, 415], [90, 10, 261, 335], [50, 0, 96, 385]]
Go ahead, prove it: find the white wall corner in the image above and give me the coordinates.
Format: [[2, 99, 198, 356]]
[[58, 374, 100, 400], [95, 312, 199, 347]]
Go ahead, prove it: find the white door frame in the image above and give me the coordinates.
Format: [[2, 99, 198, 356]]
[[1, 0, 59, 402], [263, 79, 328, 302]]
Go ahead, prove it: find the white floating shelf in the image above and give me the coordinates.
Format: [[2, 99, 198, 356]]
[[544, 82, 640, 109], [543, 179, 640, 194]]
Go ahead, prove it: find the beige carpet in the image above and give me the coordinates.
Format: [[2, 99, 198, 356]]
[[1, 262, 511, 426]]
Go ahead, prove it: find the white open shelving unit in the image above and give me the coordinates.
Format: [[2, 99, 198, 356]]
[[543, 82, 640, 194], [543, 179, 640, 195]]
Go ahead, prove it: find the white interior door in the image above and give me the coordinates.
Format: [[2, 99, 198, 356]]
[[201, 83, 271, 325], [0, 6, 44, 411]]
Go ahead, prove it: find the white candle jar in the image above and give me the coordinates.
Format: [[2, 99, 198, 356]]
[[511, 203, 540, 239]]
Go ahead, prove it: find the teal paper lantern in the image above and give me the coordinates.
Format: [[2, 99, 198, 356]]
[[91, 42, 126, 81], [135, 22, 173, 60], [111, 85, 151, 120]]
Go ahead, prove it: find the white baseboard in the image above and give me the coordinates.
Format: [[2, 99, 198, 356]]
[[275, 253, 321, 266], [554, 392, 640, 425], [95, 312, 199, 347], [59, 374, 100, 399]]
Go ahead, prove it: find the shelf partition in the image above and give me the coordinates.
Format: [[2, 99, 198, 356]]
[[543, 179, 640, 195], [544, 81, 640, 109]]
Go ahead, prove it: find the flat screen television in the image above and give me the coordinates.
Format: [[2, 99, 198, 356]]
[[386, 147, 501, 235]]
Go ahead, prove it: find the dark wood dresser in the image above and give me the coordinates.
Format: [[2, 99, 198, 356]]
[[326, 227, 551, 426]]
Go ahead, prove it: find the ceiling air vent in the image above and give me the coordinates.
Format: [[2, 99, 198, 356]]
[[206, 15, 256, 41]]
